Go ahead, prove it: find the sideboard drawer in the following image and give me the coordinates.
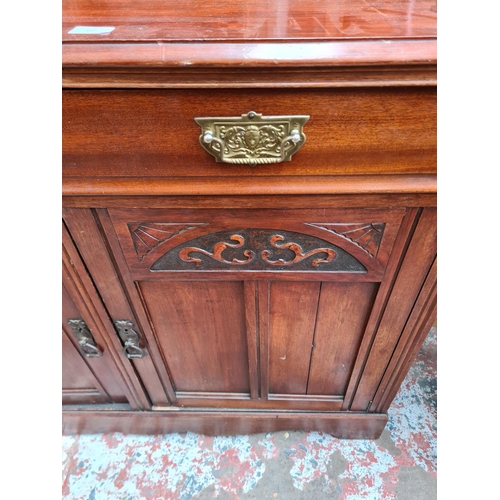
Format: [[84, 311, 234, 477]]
[[63, 87, 436, 181]]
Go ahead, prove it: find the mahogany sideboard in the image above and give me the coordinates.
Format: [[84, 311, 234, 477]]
[[62, 0, 437, 438]]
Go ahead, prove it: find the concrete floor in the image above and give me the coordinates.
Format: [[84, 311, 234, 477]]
[[62, 327, 437, 499]]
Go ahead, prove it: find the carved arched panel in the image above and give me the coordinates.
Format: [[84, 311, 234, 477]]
[[151, 229, 367, 273], [106, 207, 405, 280]]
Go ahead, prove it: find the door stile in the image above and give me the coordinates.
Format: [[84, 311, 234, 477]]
[[341, 208, 420, 410], [244, 281, 260, 400], [94, 208, 179, 405]]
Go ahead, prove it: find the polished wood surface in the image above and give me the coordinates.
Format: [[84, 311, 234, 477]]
[[104, 207, 405, 283], [63, 0, 436, 42], [351, 208, 436, 410], [63, 209, 171, 407], [372, 257, 437, 412], [62, 409, 388, 438], [268, 282, 320, 394], [63, 88, 436, 184], [62, 226, 137, 406], [140, 281, 250, 393], [62, 0, 436, 87], [63, 204, 411, 413], [307, 282, 377, 395], [63, 175, 437, 198], [62, 0, 436, 437], [62, 193, 438, 210], [63, 63, 437, 89]]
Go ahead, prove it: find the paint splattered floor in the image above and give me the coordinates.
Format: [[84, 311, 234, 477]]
[[62, 327, 437, 499]]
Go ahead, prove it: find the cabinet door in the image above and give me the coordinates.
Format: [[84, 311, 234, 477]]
[[62, 225, 136, 407], [71, 206, 406, 411]]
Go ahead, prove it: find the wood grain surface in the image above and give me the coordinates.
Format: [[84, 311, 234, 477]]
[[63, 0, 436, 43], [63, 88, 436, 181]]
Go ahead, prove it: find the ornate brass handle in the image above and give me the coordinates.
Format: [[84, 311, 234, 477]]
[[195, 111, 309, 166], [67, 319, 102, 358], [114, 320, 146, 359]]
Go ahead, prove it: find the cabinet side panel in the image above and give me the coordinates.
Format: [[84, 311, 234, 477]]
[[268, 281, 320, 394], [307, 282, 378, 395], [351, 208, 436, 410], [139, 281, 250, 393]]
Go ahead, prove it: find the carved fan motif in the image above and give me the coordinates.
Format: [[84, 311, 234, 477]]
[[306, 223, 385, 257], [128, 223, 207, 261]]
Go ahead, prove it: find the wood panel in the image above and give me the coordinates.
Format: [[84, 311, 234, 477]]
[[268, 282, 320, 394], [138, 281, 250, 393], [244, 281, 260, 399], [63, 88, 436, 180], [63, 208, 171, 407], [106, 207, 404, 282], [61, 193, 438, 210], [172, 394, 343, 411], [62, 329, 110, 405], [307, 282, 378, 395], [371, 258, 437, 413], [350, 208, 437, 410], [62, 242, 135, 406], [340, 208, 420, 410], [62, 409, 388, 439], [63, 175, 437, 198], [63, 0, 436, 43], [62, 64, 437, 89]]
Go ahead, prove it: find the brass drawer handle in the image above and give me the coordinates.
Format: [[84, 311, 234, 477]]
[[114, 320, 146, 359], [68, 319, 102, 358], [195, 111, 309, 166]]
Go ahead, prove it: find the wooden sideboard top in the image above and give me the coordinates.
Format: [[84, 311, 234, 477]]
[[63, 0, 436, 42], [62, 0, 436, 87]]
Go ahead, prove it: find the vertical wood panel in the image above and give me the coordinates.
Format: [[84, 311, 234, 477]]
[[372, 258, 437, 412], [307, 282, 377, 395], [244, 281, 260, 399], [139, 281, 250, 393], [351, 208, 437, 410], [62, 330, 103, 393], [258, 281, 270, 400], [268, 282, 320, 394]]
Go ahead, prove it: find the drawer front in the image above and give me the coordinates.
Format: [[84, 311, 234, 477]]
[[63, 88, 436, 180]]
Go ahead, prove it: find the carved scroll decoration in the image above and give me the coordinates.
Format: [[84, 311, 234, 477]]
[[306, 223, 386, 257], [261, 235, 336, 267], [151, 229, 366, 272], [179, 235, 255, 268], [128, 222, 208, 261]]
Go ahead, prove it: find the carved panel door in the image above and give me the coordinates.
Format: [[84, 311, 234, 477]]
[[89, 207, 405, 411]]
